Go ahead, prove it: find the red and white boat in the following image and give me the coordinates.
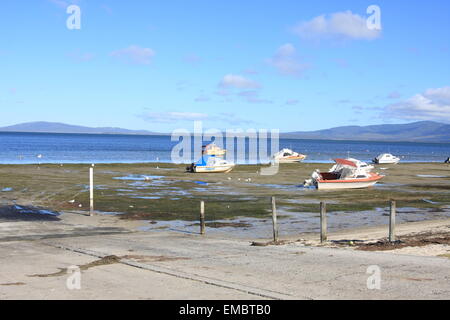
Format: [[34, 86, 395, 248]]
[[304, 158, 384, 190]]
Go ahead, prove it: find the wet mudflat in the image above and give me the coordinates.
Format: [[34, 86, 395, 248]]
[[0, 162, 449, 236]]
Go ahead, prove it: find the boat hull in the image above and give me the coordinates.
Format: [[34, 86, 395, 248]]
[[194, 165, 234, 173], [277, 159, 305, 163], [316, 174, 384, 190], [374, 160, 400, 164], [276, 156, 307, 163]]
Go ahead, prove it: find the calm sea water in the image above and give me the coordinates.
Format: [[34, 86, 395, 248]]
[[0, 132, 449, 164]]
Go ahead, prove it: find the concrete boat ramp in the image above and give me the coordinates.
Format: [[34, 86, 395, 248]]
[[1, 211, 449, 299]]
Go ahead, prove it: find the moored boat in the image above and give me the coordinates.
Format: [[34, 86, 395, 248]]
[[273, 148, 307, 163], [187, 155, 235, 173], [373, 153, 400, 164], [304, 158, 384, 190]]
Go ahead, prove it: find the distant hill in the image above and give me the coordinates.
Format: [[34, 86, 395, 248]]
[[0, 121, 449, 142], [282, 121, 450, 143], [0, 121, 161, 135]]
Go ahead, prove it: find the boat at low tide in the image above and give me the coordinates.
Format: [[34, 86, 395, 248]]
[[304, 158, 384, 190], [187, 155, 235, 173], [273, 148, 307, 163], [373, 153, 400, 164]]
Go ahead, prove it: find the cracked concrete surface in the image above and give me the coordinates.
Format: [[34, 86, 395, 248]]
[[1, 212, 449, 299]]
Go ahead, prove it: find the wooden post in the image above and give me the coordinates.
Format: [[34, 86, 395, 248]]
[[271, 196, 279, 242], [200, 201, 205, 235], [320, 202, 327, 243], [389, 200, 396, 242], [89, 167, 94, 216]]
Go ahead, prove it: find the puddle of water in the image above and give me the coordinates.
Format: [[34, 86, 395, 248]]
[[376, 183, 404, 187], [98, 211, 124, 216], [1, 187, 13, 192], [131, 196, 161, 200], [416, 175, 448, 178], [422, 199, 439, 205], [137, 205, 450, 239], [285, 198, 338, 204], [258, 184, 305, 191], [13, 205, 59, 216], [113, 175, 164, 181], [118, 188, 192, 198]]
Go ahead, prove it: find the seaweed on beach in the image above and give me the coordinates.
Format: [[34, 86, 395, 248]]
[[1, 162, 450, 223], [356, 231, 450, 251]]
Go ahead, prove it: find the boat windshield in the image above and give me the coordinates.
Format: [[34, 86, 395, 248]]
[[196, 155, 213, 166], [338, 167, 355, 179]]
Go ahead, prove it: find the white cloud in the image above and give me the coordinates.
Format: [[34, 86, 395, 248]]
[[219, 74, 260, 89], [267, 44, 308, 76], [384, 87, 450, 122], [110, 45, 155, 65], [293, 11, 381, 41]]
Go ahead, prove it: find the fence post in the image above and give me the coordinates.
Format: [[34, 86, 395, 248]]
[[89, 166, 94, 216], [271, 196, 279, 242], [200, 201, 205, 235], [389, 200, 396, 242], [320, 202, 327, 243]]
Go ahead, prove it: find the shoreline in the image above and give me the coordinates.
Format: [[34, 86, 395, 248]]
[[0, 160, 449, 165]]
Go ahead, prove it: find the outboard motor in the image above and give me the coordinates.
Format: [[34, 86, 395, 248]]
[[186, 163, 195, 172]]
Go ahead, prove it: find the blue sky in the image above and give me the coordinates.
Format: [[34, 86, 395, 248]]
[[1, 0, 449, 132]]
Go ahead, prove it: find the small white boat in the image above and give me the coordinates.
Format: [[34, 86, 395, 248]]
[[187, 155, 235, 173], [304, 158, 384, 190], [373, 153, 400, 164], [273, 148, 307, 163], [202, 143, 226, 156]]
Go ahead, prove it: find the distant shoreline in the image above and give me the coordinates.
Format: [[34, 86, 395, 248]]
[[1, 130, 450, 145], [0, 161, 447, 166]]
